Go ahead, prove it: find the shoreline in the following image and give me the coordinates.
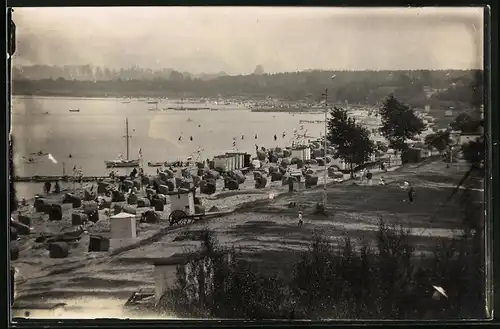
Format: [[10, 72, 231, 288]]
[[12, 94, 377, 109]]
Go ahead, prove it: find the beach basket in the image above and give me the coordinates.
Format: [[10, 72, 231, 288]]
[[192, 175, 201, 187], [154, 199, 164, 211], [88, 235, 110, 252], [122, 205, 137, 215], [48, 205, 63, 221], [113, 204, 123, 215], [11, 241, 19, 260], [200, 180, 216, 195], [305, 175, 319, 188], [127, 193, 138, 205], [71, 212, 88, 226], [137, 198, 151, 208], [255, 176, 267, 189], [111, 190, 126, 202], [18, 214, 32, 227], [271, 171, 283, 182], [48, 242, 69, 259], [142, 210, 160, 224], [195, 205, 206, 215]]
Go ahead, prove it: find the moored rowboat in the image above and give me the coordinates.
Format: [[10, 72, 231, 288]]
[[104, 159, 140, 168], [147, 161, 165, 167]]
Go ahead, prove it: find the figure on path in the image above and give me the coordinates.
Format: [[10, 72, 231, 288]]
[[298, 211, 303, 228], [360, 168, 367, 184], [43, 181, 51, 194], [366, 170, 373, 186], [53, 181, 61, 194], [408, 184, 416, 203]]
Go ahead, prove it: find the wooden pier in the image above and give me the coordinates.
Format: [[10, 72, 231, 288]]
[[13, 175, 109, 183]]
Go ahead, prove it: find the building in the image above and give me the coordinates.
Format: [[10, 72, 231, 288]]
[[213, 155, 230, 172], [328, 157, 347, 170], [290, 145, 311, 161], [225, 152, 249, 170], [449, 130, 462, 145], [459, 132, 482, 145]]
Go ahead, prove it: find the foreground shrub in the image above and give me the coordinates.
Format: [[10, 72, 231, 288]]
[[159, 208, 486, 320]]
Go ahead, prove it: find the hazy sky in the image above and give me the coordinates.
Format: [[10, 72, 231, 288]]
[[13, 7, 484, 74]]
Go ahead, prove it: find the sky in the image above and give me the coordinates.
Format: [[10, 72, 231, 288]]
[[12, 7, 484, 74]]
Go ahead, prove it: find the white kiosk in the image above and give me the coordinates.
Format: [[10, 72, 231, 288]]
[[109, 212, 137, 250]]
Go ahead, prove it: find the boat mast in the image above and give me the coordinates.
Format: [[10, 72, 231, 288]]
[[125, 118, 130, 160]]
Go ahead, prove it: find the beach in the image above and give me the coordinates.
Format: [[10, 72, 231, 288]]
[[10, 96, 477, 319], [11, 155, 478, 318]]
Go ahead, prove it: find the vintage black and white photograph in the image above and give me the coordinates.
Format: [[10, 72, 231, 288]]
[[9, 6, 487, 320]]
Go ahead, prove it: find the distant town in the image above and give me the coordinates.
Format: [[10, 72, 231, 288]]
[[12, 65, 480, 111]]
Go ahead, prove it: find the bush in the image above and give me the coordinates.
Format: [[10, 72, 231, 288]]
[[158, 213, 486, 319]]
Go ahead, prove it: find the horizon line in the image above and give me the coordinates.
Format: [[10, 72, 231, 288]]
[[12, 65, 484, 76]]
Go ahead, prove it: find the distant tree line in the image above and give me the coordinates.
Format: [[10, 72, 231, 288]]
[[12, 66, 482, 107]]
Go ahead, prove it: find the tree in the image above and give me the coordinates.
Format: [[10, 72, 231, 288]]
[[253, 65, 265, 75], [375, 141, 388, 153], [449, 112, 482, 133], [470, 70, 483, 110], [378, 95, 426, 151], [327, 107, 375, 177], [424, 131, 451, 154], [462, 137, 485, 172]]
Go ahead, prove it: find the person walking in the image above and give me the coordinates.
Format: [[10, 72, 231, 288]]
[[408, 183, 416, 203], [43, 181, 51, 194], [53, 181, 61, 194], [298, 211, 304, 227], [360, 168, 367, 185]]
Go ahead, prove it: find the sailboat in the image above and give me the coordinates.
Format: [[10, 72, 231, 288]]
[[104, 118, 141, 168], [148, 102, 161, 111]]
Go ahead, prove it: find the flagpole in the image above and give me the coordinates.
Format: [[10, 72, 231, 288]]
[[72, 166, 76, 192], [139, 148, 143, 170]]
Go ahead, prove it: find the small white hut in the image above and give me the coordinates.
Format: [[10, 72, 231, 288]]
[[109, 212, 137, 250], [110, 212, 137, 239]]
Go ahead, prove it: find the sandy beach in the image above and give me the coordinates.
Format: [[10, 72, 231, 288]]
[[10, 157, 476, 319]]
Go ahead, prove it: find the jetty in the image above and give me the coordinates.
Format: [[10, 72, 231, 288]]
[[13, 175, 109, 183]]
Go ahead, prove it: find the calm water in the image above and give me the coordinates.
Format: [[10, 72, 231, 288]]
[[12, 96, 329, 197]]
